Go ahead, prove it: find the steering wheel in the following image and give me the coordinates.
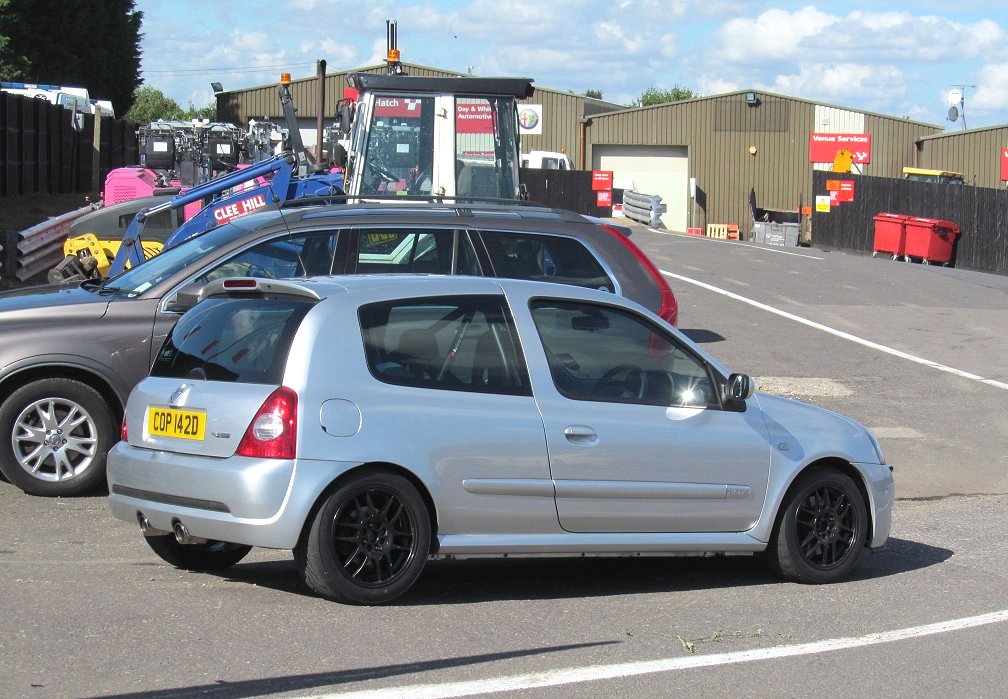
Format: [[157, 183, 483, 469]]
[[592, 364, 648, 400], [364, 161, 398, 191]]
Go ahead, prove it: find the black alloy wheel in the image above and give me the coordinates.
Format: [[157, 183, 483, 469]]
[[770, 468, 868, 584], [298, 469, 431, 605]]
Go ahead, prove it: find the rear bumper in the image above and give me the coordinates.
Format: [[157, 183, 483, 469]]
[[106, 442, 359, 549]]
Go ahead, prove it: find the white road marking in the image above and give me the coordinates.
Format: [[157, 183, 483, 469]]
[[311, 609, 1008, 698], [648, 228, 824, 260], [662, 269, 1008, 391]]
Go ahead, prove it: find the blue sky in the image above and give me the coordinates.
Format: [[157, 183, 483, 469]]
[[135, 0, 1008, 130]]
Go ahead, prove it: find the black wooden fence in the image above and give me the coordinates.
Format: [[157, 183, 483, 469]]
[[1, 92, 138, 197], [810, 170, 1008, 275], [519, 168, 614, 217]]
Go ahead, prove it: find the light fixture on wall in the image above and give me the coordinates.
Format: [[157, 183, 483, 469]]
[[748, 145, 758, 156], [211, 82, 224, 93], [745, 91, 759, 106]]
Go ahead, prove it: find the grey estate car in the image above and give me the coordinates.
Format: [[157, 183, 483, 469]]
[[0, 201, 676, 496], [108, 275, 893, 605]]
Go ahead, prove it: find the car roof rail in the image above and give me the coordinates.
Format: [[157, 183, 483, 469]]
[[277, 193, 557, 212]]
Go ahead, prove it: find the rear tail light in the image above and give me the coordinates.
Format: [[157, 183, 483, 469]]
[[235, 386, 298, 459], [598, 224, 678, 326], [121, 416, 128, 442]]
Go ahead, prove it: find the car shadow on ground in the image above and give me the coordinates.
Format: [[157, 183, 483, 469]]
[[215, 536, 952, 606], [87, 640, 620, 699], [679, 328, 725, 344]]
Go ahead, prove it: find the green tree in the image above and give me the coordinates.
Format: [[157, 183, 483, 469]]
[[632, 85, 698, 107], [585, 88, 603, 99], [0, 0, 30, 79], [0, 0, 143, 115], [124, 86, 183, 123], [183, 101, 217, 122]]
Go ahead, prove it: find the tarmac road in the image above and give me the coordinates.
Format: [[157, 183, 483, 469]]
[[1, 226, 1007, 698]]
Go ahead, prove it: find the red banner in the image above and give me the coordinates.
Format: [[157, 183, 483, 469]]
[[456, 102, 494, 134], [809, 133, 872, 164], [213, 194, 267, 224], [596, 190, 613, 206], [592, 170, 613, 191], [838, 180, 854, 202], [373, 97, 424, 118]]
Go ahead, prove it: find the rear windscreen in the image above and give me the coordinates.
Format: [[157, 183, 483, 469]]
[[152, 296, 313, 384]]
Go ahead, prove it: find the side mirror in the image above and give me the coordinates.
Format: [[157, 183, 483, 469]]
[[336, 101, 353, 138], [332, 143, 348, 168], [724, 373, 755, 409], [163, 281, 205, 313]]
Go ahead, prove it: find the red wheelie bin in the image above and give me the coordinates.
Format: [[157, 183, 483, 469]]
[[872, 213, 909, 260], [903, 217, 960, 265]]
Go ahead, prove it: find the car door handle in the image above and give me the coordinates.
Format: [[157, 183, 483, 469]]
[[564, 425, 598, 445]]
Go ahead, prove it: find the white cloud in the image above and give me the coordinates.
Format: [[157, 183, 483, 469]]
[[698, 77, 740, 95], [714, 8, 1007, 65], [762, 62, 907, 108], [969, 62, 1008, 112], [715, 7, 838, 62]]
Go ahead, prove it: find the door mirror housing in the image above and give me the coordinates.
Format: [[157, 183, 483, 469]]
[[163, 281, 205, 313], [724, 373, 754, 409]]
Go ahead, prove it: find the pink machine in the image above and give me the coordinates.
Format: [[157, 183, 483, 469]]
[[102, 167, 203, 219]]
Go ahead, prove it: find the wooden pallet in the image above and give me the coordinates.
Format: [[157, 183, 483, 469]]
[[706, 224, 740, 240]]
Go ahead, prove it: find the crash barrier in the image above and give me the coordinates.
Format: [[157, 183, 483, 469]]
[[5, 205, 96, 281], [622, 190, 666, 228], [1, 92, 137, 197], [811, 171, 1008, 275]]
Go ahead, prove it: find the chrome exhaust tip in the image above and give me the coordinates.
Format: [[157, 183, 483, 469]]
[[172, 519, 191, 545], [136, 511, 151, 534]]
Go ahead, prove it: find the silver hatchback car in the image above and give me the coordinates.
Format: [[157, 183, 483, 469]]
[[108, 275, 893, 605]]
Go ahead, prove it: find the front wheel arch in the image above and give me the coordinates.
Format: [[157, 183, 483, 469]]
[[0, 365, 126, 426], [781, 458, 874, 546], [766, 461, 871, 583]]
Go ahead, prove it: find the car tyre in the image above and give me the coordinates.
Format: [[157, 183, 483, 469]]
[[0, 378, 116, 496], [144, 535, 253, 571], [297, 469, 431, 605], [769, 467, 868, 584]]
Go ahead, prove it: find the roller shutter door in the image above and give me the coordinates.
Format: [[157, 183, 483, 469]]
[[592, 145, 688, 231]]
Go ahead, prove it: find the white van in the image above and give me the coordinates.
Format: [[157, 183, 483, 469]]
[[520, 150, 572, 170]]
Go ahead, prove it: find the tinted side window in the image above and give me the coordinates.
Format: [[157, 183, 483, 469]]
[[153, 296, 313, 384], [480, 231, 615, 293], [359, 295, 530, 396], [194, 231, 340, 284], [351, 229, 479, 275], [530, 300, 717, 407]]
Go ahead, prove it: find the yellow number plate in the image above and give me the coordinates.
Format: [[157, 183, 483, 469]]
[[147, 406, 206, 441]]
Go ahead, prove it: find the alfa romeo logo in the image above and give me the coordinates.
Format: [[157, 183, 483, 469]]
[[518, 108, 540, 130]]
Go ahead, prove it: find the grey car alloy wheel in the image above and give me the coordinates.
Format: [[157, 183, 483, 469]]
[[14, 396, 97, 479], [0, 378, 114, 496]]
